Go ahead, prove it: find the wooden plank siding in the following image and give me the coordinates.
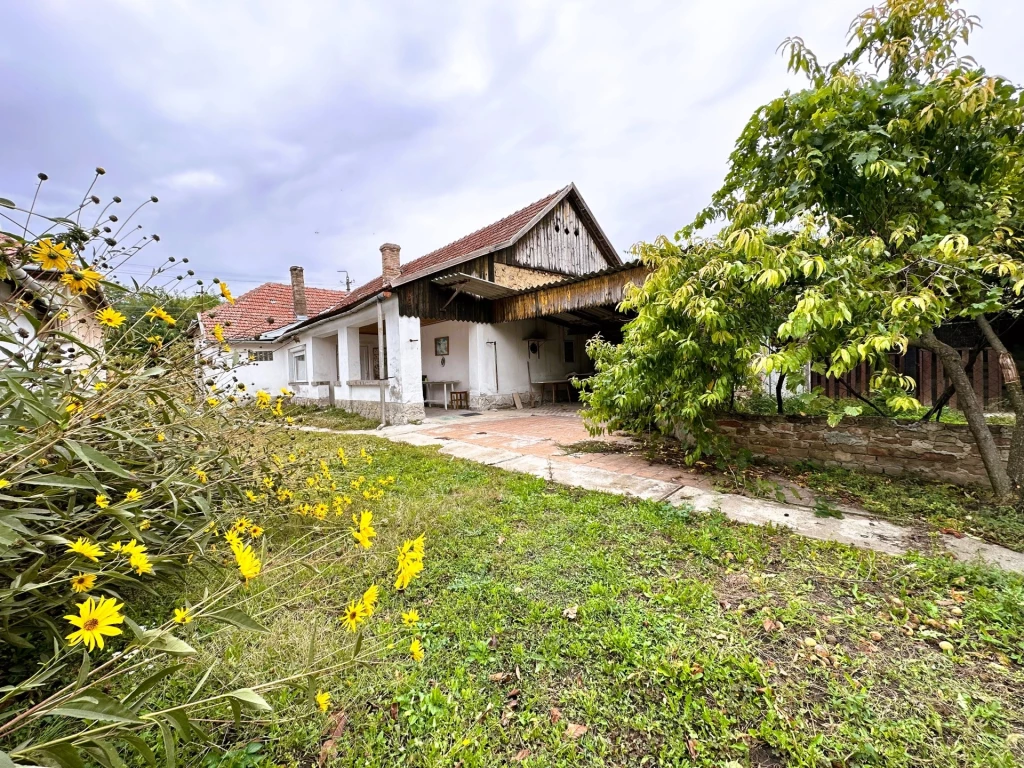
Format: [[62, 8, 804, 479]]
[[492, 265, 649, 324], [810, 347, 1007, 410], [396, 255, 494, 323], [498, 197, 610, 276]]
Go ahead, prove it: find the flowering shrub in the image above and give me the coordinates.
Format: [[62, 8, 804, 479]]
[[0, 173, 428, 767]]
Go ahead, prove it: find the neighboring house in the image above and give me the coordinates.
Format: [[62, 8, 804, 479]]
[[200, 183, 649, 424], [1, 268, 106, 369], [195, 274, 348, 392]]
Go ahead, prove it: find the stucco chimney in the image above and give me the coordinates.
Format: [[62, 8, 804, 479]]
[[380, 243, 401, 285], [289, 265, 308, 319]]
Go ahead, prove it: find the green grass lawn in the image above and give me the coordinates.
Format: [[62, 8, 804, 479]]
[[166, 433, 1024, 768], [284, 405, 380, 431]]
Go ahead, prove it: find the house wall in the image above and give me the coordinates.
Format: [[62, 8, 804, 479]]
[[203, 343, 287, 394], [465, 319, 595, 409], [1, 283, 104, 370], [420, 321, 471, 394]]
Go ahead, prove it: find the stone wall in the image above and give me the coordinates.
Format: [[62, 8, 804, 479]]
[[717, 414, 1011, 487]]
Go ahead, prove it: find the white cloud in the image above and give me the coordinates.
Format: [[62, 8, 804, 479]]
[[158, 170, 227, 192]]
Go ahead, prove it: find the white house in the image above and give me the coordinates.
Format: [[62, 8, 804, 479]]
[[197, 184, 649, 424]]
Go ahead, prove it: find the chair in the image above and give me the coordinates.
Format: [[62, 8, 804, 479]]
[[450, 390, 469, 410]]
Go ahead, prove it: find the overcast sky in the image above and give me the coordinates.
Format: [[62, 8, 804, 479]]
[[2, 0, 1022, 295]]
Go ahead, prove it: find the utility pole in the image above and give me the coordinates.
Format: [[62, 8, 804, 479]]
[[337, 270, 352, 291]]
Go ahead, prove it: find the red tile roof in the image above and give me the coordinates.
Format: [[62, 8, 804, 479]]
[[320, 185, 570, 316], [198, 282, 348, 340]]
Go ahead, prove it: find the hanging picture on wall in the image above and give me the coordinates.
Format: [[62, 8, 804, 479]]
[[435, 336, 449, 356]]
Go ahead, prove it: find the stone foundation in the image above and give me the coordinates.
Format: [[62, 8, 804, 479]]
[[717, 414, 1011, 487]]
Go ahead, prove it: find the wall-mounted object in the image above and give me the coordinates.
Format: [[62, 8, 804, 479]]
[[435, 336, 449, 356]]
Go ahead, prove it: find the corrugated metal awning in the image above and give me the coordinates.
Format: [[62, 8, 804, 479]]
[[431, 273, 518, 300]]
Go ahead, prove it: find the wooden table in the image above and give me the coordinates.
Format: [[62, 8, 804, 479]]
[[532, 378, 573, 404], [422, 380, 460, 409]]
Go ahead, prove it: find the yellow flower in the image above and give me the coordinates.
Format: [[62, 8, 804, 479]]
[[67, 538, 104, 562], [124, 488, 143, 502], [255, 390, 271, 408], [410, 638, 424, 662], [0, 479, 9, 490], [70, 573, 96, 593], [31, 238, 74, 271], [219, 281, 235, 304], [173, 607, 193, 625], [232, 516, 252, 531], [109, 541, 123, 553], [360, 585, 380, 617], [145, 305, 177, 325], [61, 268, 103, 295], [191, 466, 208, 484], [245, 490, 259, 502], [146, 335, 164, 348], [121, 539, 147, 556], [280, 387, 293, 396], [271, 399, 284, 417], [287, 454, 297, 463], [212, 324, 226, 343], [285, 417, 294, 424], [139, 519, 152, 531], [93, 381, 107, 392], [341, 600, 364, 633], [64, 596, 125, 651], [206, 397, 220, 407], [261, 477, 274, 489], [129, 551, 153, 575], [156, 432, 166, 442], [66, 401, 83, 415], [316, 690, 331, 713], [223, 529, 242, 549], [95, 494, 110, 509], [402, 609, 420, 626], [95, 307, 127, 328], [234, 544, 261, 581], [351, 510, 376, 549], [276, 488, 293, 502], [249, 524, 264, 538]]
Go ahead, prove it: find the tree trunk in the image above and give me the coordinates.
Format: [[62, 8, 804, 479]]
[[976, 316, 1024, 494], [919, 330, 1013, 499], [775, 373, 786, 415]]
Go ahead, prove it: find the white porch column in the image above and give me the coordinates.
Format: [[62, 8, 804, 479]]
[[382, 296, 425, 422]]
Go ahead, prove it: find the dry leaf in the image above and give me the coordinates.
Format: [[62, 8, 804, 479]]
[[318, 711, 348, 767], [565, 722, 588, 739], [497, 535, 506, 545], [489, 672, 511, 683], [488, 635, 499, 649], [562, 605, 579, 620], [550, 707, 562, 723], [686, 738, 698, 759], [513, 748, 531, 761]]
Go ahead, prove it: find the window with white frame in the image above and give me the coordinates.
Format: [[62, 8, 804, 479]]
[[248, 350, 274, 362], [289, 348, 307, 382]]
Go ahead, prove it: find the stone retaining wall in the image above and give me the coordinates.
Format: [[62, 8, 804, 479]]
[[717, 414, 1011, 487]]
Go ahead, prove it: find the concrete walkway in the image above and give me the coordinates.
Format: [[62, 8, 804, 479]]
[[311, 406, 1024, 573]]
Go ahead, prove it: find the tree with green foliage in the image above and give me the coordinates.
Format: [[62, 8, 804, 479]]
[[582, 0, 1024, 498]]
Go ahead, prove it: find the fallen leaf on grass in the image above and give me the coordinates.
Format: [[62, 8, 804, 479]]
[[513, 748, 531, 761], [565, 722, 588, 739], [489, 672, 511, 683], [318, 711, 348, 767], [686, 738, 698, 759], [940, 527, 964, 538], [562, 605, 578, 620], [550, 707, 562, 723]]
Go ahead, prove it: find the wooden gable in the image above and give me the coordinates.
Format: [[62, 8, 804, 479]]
[[495, 195, 614, 277]]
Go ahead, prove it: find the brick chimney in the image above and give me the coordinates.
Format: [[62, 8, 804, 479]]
[[380, 243, 401, 285], [289, 265, 308, 319]]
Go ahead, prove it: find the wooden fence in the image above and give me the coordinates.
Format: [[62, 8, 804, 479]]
[[810, 347, 1006, 410]]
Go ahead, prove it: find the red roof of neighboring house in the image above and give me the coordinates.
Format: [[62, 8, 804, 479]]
[[199, 282, 348, 340], [317, 185, 583, 318]]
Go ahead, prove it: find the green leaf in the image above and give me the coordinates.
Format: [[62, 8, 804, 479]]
[[123, 663, 188, 710], [63, 440, 136, 480], [32, 744, 84, 768], [137, 630, 196, 656], [74, 649, 91, 692], [205, 607, 269, 634], [117, 734, 157, 767], [157, 720, 175, 768], [0, 198, 16, 209], [49, 690, 145, 724], [227, 688, 272, 711]]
